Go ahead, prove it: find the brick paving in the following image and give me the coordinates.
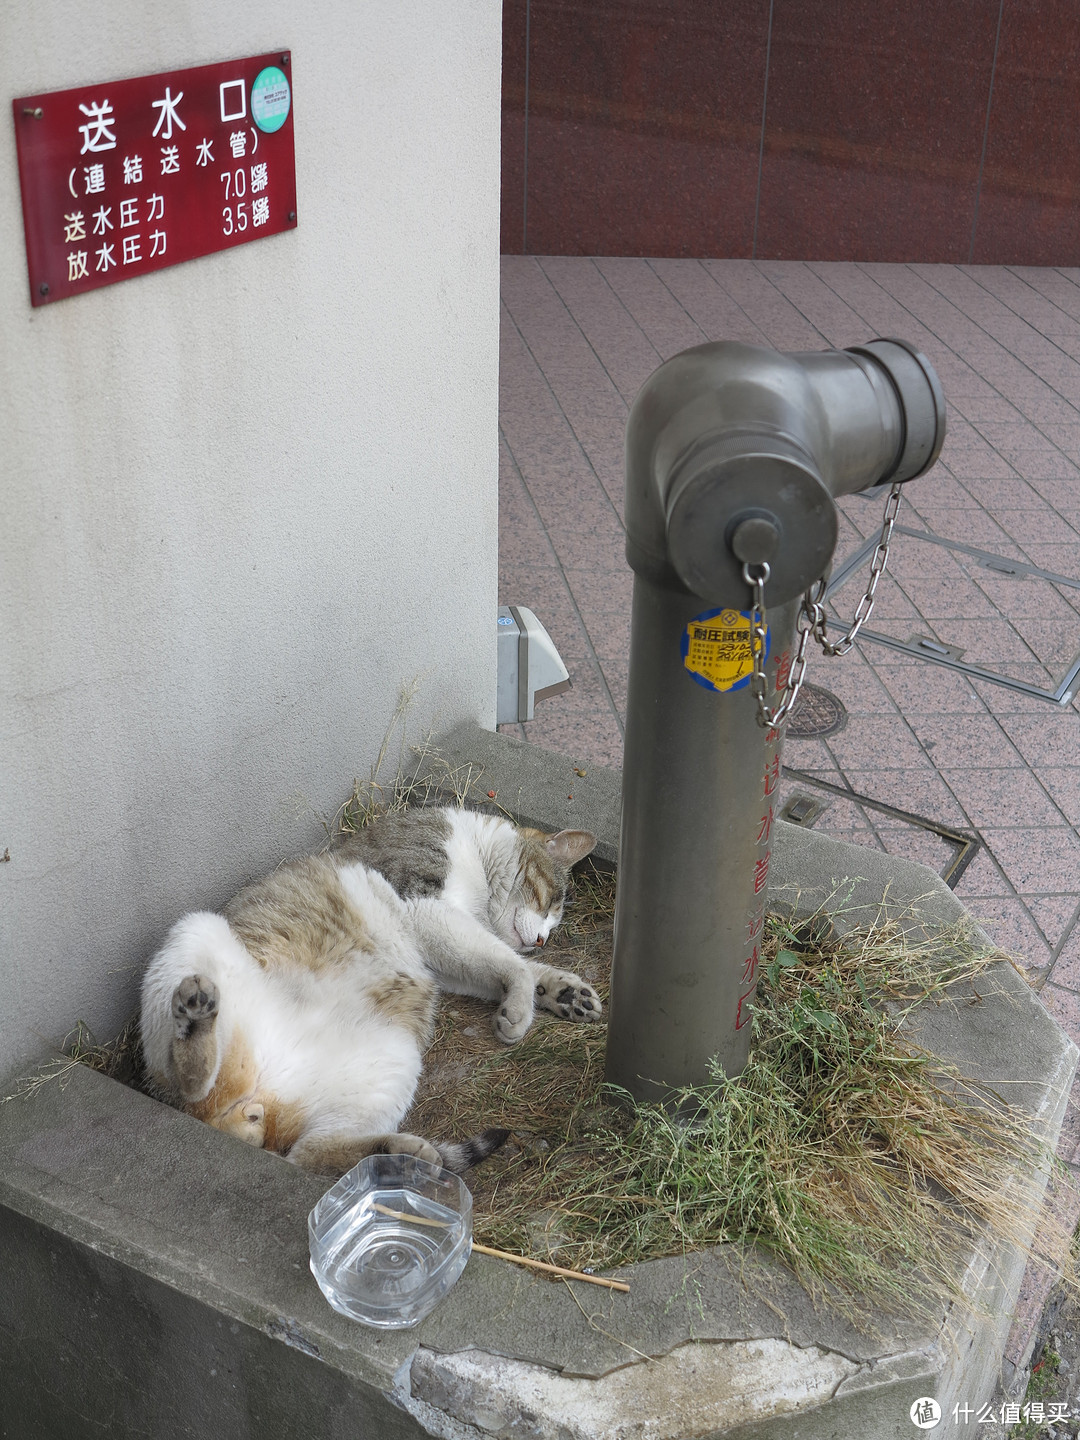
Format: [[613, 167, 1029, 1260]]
[[497, 255, 1080, 1376]]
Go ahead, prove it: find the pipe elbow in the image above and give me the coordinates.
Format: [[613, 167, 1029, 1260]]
[[624, 338, 945, 607]]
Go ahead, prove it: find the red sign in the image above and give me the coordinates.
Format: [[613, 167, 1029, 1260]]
[[13, 52, 297, 306]]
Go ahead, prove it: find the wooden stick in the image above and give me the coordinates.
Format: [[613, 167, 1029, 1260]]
[[470, 1242, 630, 1292], [371, 1203, 630, 1292]]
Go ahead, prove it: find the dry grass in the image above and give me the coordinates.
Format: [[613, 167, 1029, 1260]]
[[410, 870, 1077, 1326], [3, 1014, 144, 1104], [333, 685, 503, 840]]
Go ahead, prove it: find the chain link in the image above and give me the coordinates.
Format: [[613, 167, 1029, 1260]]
[[745, 481, 904, 729]]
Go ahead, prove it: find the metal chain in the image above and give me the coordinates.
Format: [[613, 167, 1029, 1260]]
[[803, 481, 904, 656], [744, 481, 904, 729], [745, 561, 816, 731]]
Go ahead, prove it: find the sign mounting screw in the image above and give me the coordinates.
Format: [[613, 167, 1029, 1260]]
[[38, 282, 49, 296]]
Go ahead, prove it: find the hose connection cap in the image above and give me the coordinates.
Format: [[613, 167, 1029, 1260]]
[[665, 435, 836, 608], [846, 337, 946, 485]]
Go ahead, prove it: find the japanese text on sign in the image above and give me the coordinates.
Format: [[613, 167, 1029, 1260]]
[[682, 607, 767, 693], [13, 53, 297, 305]]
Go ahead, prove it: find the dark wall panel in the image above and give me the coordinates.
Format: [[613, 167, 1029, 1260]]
[[521, 0, 770, 257], [755, 0, 999, 261], [502, 0, 528, 255], [503, 0, 1080, 264], [973, 0, 1080, 265]]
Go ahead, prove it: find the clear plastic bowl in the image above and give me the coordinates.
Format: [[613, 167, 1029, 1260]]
[[308, 1153, 472, 1328]]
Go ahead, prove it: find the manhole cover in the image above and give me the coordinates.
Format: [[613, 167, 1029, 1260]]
[[786, 683, 847, 738]]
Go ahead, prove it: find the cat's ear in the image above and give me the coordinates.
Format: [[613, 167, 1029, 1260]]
[[545, 830, 597, 865]]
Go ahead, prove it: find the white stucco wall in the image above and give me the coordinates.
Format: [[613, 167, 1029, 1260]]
[[0, 4, 502, 1080]]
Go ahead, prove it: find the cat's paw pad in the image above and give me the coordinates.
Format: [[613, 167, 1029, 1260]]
[[535, 971, 602, 1023], [494, 993, 532, 1045], [172, 974, 218, 1033]]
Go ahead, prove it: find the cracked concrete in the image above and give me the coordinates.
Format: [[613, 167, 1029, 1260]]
[[406, 1338, 865, 1439]]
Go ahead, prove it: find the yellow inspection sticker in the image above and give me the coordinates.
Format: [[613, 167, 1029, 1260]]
[[681, 608, 769, 693]]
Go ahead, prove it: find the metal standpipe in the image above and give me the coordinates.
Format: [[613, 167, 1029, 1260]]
[[605, 338, 947, 1103]]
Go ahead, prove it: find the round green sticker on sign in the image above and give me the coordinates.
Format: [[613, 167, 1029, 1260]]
[[251, 66, 291, 133]]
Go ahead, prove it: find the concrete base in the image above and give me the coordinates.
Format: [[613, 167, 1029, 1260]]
[[1, 722, 1075, 1440]]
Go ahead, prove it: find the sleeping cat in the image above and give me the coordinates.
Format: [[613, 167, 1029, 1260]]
[[139, 806, 599, 1176]]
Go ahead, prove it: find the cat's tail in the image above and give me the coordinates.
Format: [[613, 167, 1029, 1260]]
[[434, 1127, 511, 1174]]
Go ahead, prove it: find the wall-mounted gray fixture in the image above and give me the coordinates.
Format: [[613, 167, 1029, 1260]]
[[606, 338, 946, 1102], [496, 606, 571, 724]]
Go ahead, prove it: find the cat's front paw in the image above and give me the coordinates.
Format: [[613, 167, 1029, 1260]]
[[172, 974, 218, 1035], [494, 988, 533, 1045], [534, 968, 602, 1023]]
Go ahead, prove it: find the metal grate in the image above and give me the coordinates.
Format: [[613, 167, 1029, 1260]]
[[825, 527, 1080, 705], [786, 682, 848, 738], [781, 765, 981, 889]]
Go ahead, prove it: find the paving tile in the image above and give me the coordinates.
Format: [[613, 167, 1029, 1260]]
[[824, 715, 934, 771], [906, 713, 1025, 769], [538, 256, 661, 406], [988, 505, 1080, 545], [999, 710, 1080, 767], [922, 616, 1041, 666], [595, 257, 710, 361], [967, 668, 1060, 712], [937, 766, 1065, 829], [1005, 449, 1080, 482], [1008, 614, 1080, 671], [948, 395, 1025, 423], [520, 707, 625, 772], [565, 566, 633, 660], [798, 794, 877, 833], [871, 825, 959, 877], [907, 505, 1022, 552], [647, 259, 769, 348], [829, 572, 923, 623], [875, 662, 987, 714], [1046, 920, 1080, 994], [1050, 1069, 1080, 1163], [780, 736, 845, 775], [802, 652, 899, 716], [980, 826, 1080, 896], [1040, 983, 1080, 1039], [835, 766, 969, 826], [951, 845, 1016, 899], [971, 571, 1080, 622], [1033, 768, 1080, 827], [1026, 895, 1080, 950]]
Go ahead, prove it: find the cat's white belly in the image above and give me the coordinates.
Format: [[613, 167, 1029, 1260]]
[[249, 976, 424, 1133]]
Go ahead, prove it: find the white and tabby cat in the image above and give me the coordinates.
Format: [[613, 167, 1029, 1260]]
[[140, 807, 599, 1176]]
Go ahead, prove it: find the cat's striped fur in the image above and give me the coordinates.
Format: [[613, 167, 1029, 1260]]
[[140, 807, 598, 1176]]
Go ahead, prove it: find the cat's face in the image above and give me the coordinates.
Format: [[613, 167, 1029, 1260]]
[[495, 827, 597, 952]]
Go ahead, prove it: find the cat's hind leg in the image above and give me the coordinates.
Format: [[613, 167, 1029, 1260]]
[[288, 1126, 509, 1177], [141, 911, 260, 1114], [288, 1129, 442, 1175], [170, 973, 220, 1101]]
